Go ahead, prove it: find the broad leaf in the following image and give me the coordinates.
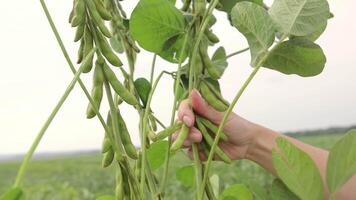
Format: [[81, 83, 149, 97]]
[[218, 184, 253, 200], [269, 0, 330, 36], [212, 47, 228, 78], [210, 174, 220, 197], [158, 32, 190, 63], [264, 38, 326, 77], [134, 78, 151, 107], [272, 137, 324, 200], [291, 22, 327, 42], [327, 129, 356, 194], [270, 179, 300, 200], [147, 141, 168, 170], [231, 2, 275, 66], [0, 187, 24, 200], [130, 0, 186, 53], [96, 195, 115, 200], [218, 0, 263, 13], [176, 165, 195, 187]]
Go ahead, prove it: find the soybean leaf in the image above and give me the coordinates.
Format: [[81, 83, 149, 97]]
[[218, 184, 253, 200], [269, 0, 330, 36], [96, 196, 115, 200], [109, 35, 124, 53], [210, 174, 220, 197], [134, 78, 151, 107], [147, 141, 168, 170], [176, 165, 195, 187], [130, 0, 186, 54], [218, 0, 263, 13], [231, 2, 275, 66], [270, 179, 300, 200], [291, 22, 327, 42], [212, 47, 228, 77], [327, 129, 356, 195], [272, 137, 324, 200], [263, 38, 326, 77], [0, 187, 24, 200], [158, 32, 190, 63]]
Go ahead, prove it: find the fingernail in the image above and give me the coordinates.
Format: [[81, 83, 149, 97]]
[[183, 116, 192, 127], [193, 89, 202, 98]]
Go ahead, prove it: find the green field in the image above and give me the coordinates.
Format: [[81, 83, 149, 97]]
[[0, 133, 344, 200]]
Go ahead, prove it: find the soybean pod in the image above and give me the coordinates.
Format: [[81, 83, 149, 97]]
[[82, 26, 94, 73], [71, 0, 85, 27], [170, 124, 189, 152], [96, 30, 123, 67], [205, 29, 220, 44], [196, 120, 231, 163], [74, 22, 85, 42], [200, 82, 228, 112], [199, 42, 221, 79], [196, 116, 228, 142], [101, 136, 111, 153], [202, 80, 230, 107], [94, 0, 112, 21], [86, 0, 112, 38], [151, 122, 183, 142], [77, 39, 85, 64], [86, 59, 104, 118], [102, 64, 138, 105], [117, 110, 138, 159], [102, 148, 115, 168]]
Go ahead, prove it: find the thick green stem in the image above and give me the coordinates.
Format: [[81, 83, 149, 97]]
[[39, 0, 110, 138], [198, 34, 289, 200], [13, 49, 95, 187]]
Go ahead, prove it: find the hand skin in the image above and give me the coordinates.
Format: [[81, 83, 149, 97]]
[[174, 90, 356, 200]]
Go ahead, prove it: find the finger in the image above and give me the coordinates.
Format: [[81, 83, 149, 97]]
[[177, 99, 195, 127], [187, 127, 203, 143], [191, 89, 224, 124]]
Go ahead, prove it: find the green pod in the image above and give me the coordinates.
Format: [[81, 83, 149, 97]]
[[74, 23, 85, 42], [135, 152, 142, 182], [102, 64, 138, 105], [170, 124, 189, 152], [196, 120, 232, 164], [126, 36, 140, 53], [152, 122, 183, 142], [94, 0, 112, 20], [82, 26, 94, 73], [71, 0, 85, 27], [197, 116, 228, 142], [86, 0, 112, 38], [97, 33, 123, 67], [115, 167, 124, 200], [101, 137, 111, 153], [181, 0, 191, 11], [86, 61, 104, 118], [200, 82, 228, 112], [106, 112, 124, 161], [117, 110, 138, 159], [115, 95, 124, 105], [195, 0, 205, 16], [77, 39, 85, 64], [205, 29, 220, 44], [203, 80, 230, 107], [102, 148, 115, 168], [149, 114, 157, 131], [199, 43, 221, 79], [69, 4, 75, 24], [148, 130, 157, 141]]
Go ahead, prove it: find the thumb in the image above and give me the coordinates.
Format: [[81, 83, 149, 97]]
[[190, 89, 224, 124]]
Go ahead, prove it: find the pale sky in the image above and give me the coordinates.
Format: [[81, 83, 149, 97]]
[[0, 1, 355, 155]]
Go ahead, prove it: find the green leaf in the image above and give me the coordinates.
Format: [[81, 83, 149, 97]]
[[130, 0, 186, 53], [230, 2, 275, 66], [291, 22, 327, 42], [272, 137, 324, 200], [270, 179, 300, 200], [96, 195, 115, 200], [327, 129, 356, 195], [0, 187, 24, 200], [158, 32, 190, 63], [176, 165, 195, 187], [109, 35, 124, 53], [210, 174, 220, 197], [134, 78, 152, 107], [269, 0, 330, 36], [263, 38, 326, 77], [147, 141, 168, 170], [212, 47, 228, 77], [218, 0, 263, 13], [218, 184, 253, 200]]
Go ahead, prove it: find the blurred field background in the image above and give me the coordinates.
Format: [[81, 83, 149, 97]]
[[0, 128, 352, 200]]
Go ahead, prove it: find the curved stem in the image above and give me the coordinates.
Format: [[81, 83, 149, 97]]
[[39, 0, 110, 139], [150, 54, 157, 84], [13, 49, 95, 187], [226, 47, 250, 59]]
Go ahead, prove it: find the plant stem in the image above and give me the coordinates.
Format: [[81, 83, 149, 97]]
[[226, 47, 250, 59], [39, 0, 110, 138], [13, 49, 95, 187], [150, 54, 157, 84], [159, 26, 192, 194], [198, 34, 289, 200]]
